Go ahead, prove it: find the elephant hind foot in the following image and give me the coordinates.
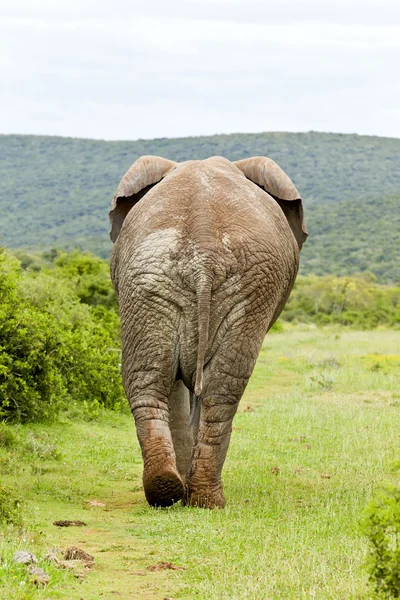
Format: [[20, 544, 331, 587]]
[[143, 468, 184, 507], [183, 485, 226, 509]]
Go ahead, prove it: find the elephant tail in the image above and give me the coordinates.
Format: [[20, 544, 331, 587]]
[[190, 277, 212, 424]]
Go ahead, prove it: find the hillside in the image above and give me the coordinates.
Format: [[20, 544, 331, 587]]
[[302, 192, 400, 282], [1, 132, 399, 281]]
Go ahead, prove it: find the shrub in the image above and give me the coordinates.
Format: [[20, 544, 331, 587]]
[[0, 423, 18, 448], [270, 319, 284, 333], [362, 485, 400, 598], [0, 250, 123, 422], [283, 274, 400, 328], [0, 485, 22, 525], [52, 250, 118, 310]]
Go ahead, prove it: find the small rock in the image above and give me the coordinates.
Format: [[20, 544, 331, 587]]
[[28, 565, 50, 587], [13, 551, 38, 565], [64, 546, 94, 563]]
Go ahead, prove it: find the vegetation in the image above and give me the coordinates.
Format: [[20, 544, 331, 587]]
[[363, 486, 400, 598], [0, 484, 22, 526], [0, 329, 399, 597], [284, 274, 400, 328], [302, 192, 400, 283], [0, 132, 399, 281], [0, 249, 123, 422]]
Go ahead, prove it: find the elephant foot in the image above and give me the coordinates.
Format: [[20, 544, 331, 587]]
[[183, 484, 226, 509], [143, 468, 184, 507]]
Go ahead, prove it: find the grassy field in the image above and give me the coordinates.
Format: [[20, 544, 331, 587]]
[[1, 327, 399, 599]]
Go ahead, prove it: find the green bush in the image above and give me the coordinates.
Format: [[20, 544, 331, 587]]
[[52, 250, 118, 310], [282, 274, 400, 328], [269, 319, 284, 333], [0, 249, 123, 422], [362, 486, 400, 598], [0, 423, 19, 448], [0, 485, 22, 525]]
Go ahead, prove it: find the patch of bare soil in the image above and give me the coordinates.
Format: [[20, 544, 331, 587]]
[[147, 562, 185, 572], [53, 519, 87, 527], [86, 499, 106, 507]]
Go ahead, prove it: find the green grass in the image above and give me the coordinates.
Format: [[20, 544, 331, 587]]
[[1, 328, 400, 598]]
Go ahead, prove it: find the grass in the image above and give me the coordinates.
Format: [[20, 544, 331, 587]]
[[0, 327, 399, 598]]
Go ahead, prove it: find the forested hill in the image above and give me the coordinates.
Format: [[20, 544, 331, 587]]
[[1, 132, 399, 281]]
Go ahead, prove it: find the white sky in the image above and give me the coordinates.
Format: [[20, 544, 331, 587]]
[[1, 0, 400, 140]]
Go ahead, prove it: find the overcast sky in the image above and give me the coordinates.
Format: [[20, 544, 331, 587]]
[[1, 0, 400, 140]]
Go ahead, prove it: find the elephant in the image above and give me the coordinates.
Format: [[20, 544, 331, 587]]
[[109, 155, 307, 509]]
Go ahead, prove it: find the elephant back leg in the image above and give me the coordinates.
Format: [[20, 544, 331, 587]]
[[120, 297, 184, 507], [184, 315, 268, 509], [169, 380, 194, 482]]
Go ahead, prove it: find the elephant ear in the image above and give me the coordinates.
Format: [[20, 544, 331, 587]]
[[109, 155, 177, 242], [234, 157, 308, 249]]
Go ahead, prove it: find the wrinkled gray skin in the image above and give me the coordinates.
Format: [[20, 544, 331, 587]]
[[109, 155, 307, 509]]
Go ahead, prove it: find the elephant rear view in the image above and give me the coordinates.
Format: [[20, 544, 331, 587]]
[[109, 155, 307, 508]]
